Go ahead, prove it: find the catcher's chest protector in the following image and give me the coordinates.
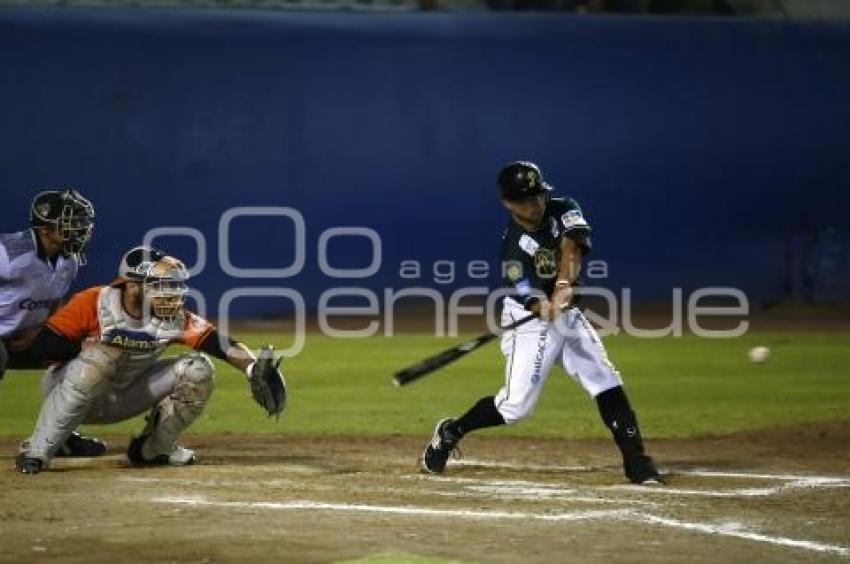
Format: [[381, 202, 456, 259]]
[[95, 287, 182, 377]]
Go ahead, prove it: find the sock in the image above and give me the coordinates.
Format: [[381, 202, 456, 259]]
[[595, 385, 647, 461], [447, 396, 505, 438]]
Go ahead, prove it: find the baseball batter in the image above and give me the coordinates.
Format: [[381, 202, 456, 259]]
[[0, 188, 105, 456], [421, 161, 662, 485], [15, 246, 286, 474]]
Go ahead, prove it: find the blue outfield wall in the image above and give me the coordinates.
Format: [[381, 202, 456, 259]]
[[1, 8, 849, 317]]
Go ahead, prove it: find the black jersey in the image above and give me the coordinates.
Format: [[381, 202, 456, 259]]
[[500, 197, 592, 308]]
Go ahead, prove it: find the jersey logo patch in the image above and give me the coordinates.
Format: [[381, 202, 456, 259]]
[[518, 234, 539, 256], [561, 210, 588, 230], [102, 328, 161, 350], [18, 298, 60, 311], [506, 263, 523, 282], [534, 248, 557, 278]]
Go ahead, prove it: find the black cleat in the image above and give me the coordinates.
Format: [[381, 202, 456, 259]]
[[55, 431, 107, 458], [127, 435, 196, 466], [15, 453, 43, 475], [625, 455, 664, 485], [421, 418, 461, 474]]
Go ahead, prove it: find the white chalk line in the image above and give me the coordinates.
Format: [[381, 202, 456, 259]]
[[606, 485, 784, 498], [454, 459, 599, 473], [120, 476, 298, 488], [124, 464, 849, 501], [126, 475, 658, 507], [410, 486, 659, 507], [460, 459, 850, 483], [151, 495, 850, 557], [405, 472, 834, 499], [677, 469, 850, 486], [448, 459, 850, 497], [636, 514, 849, 557], [151, 496, 625, 522]]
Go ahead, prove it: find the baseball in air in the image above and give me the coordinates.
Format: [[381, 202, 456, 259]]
[[748, 346, 771, 363]]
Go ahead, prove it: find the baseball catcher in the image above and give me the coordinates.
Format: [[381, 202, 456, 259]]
[[420, 161, 662, 485], [15, 245, 287, 474]]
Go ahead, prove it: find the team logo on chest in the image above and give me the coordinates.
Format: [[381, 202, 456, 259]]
[[102, 328, 165, 350], [534, 248, 557, 278]]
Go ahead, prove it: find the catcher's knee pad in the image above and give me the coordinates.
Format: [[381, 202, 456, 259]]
[[61, 354, 113, 399], [139, 354, 214, 458], [173, 353, 215, 406], [78, 344, 121, 375]]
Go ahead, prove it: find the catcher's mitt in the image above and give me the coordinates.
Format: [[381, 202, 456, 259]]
[[249, 344, 287, 419]]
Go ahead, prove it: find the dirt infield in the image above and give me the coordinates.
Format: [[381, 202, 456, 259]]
[[1, 423, 848, 563]]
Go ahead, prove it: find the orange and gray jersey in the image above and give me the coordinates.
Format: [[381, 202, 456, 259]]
[[46, 286, 215, 384]]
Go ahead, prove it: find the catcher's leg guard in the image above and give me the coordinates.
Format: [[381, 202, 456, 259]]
[[134, 353, 215, 463], [22, 346, 117, 464]]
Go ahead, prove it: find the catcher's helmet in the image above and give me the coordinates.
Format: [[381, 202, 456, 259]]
[[498, 161, 552, 201], [118, 245, 189, 320], [118, 245, 167, 281], [30, 188, 96, 257]]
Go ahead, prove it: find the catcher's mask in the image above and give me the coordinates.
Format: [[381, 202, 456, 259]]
[[30, 189, 96, 262], [118, 246, 189, 321]]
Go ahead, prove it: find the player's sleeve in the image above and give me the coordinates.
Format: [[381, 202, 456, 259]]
[[28, 326, 82, 363], [500, 236, 541, 310], [195, 329, 241, 361], [45, 287, 101, 341], [177, 311, 217, 350], [557, 198, 592, 254], [0, 242, 10, 284]]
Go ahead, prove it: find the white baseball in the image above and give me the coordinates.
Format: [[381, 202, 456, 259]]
[[748, 346, 771, 363]]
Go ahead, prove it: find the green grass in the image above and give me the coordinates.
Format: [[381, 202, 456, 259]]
[[0, 331, 848, 440]]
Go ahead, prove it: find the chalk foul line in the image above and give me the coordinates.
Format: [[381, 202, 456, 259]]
[[151, 495, 849, 557]]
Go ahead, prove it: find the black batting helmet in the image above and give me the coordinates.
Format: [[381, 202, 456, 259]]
[[498, 161, 552, 201]]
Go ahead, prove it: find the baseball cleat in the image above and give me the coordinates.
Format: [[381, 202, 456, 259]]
[[127, 435, 196, 466], [625, 454, 664, 485], [55, 431, 107, 458], [421, 418, 461, 474], [15, 453, 43, 475]]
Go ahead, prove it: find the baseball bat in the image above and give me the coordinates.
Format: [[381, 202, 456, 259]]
[[392, 312, 538, 387]]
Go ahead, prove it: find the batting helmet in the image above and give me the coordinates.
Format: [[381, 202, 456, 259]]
[[498, 161, 552, 201]]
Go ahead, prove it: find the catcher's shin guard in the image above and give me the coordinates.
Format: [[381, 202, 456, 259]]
[[134, 353, 214, 462], [24, 349, 114, 463]]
